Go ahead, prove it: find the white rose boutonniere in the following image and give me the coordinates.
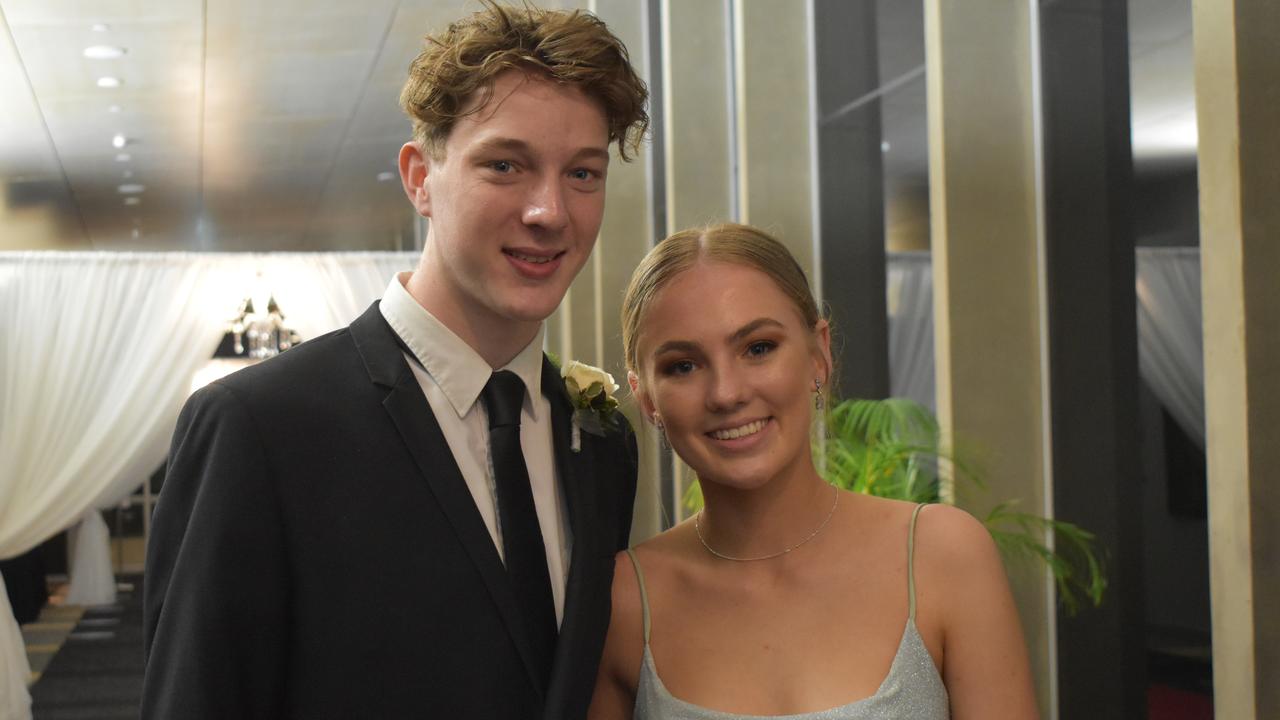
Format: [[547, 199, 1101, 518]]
[[561, 360, 620, 451]]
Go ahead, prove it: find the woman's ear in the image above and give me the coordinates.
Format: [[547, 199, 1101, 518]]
[[628, 370, 657, 422], [399, 142, 432, 217], [813, 319, 834, 386]]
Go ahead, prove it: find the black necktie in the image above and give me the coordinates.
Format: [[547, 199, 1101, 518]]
[[481, 370, 557, 690]]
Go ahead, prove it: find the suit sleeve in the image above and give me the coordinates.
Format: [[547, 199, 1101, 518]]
[[142, 382, 290, 719], [614, 416, 640, 550]]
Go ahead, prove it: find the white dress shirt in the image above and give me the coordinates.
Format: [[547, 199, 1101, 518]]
[[379, 272, 571, 625]]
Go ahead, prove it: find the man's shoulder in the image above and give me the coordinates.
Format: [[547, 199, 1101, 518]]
[[218, 325, 357, 390], [189, 321, 394, 425]]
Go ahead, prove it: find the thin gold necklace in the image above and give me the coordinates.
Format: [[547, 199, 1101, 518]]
[[694, 484, 840, 562]]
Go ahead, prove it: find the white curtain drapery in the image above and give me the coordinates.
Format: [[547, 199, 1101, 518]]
[[257, 253, 417, 343], [887, 252, 936, 411], [0, 251, 416, 719], [882, 248, 1204, 444], [0, 253, 235, 720], [1135, 248, 1204, 445], [63, 511, 116, 606], [0, 574, 24, 720]]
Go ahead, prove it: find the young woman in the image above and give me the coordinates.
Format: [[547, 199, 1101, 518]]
[[589, 224, 1038, 719]]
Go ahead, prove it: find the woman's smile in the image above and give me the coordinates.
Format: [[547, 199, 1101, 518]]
[[706, 417, 773, 446]]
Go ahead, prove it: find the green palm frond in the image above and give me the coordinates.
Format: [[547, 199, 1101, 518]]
[[984, 501, 1108, 615], [682, 396, 1107, 614]]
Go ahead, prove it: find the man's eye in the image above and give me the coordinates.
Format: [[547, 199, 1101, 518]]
[[570, 168, 597, 181], [490, 160, 513, 173]]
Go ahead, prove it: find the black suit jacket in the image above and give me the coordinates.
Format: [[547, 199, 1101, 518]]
[[142, 303, 638, 719]]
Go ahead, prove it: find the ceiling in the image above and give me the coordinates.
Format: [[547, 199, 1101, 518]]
[[873, 0, 1197, 188], [0, 0, 461, 251], [0, 0, 1197, 253]]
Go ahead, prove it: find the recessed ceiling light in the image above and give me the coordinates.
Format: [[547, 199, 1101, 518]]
[[108, 104, 122, 113], [117, 183, 145, 194], [114, 153, 131, 162], [112, 133, 128, 149], [377, 171, 396, 182], [880, 141, 891, 153], [124, 197, 141, 206], [84, 45, 127, 60], [92, 23, 110, 33], [97, 76, 121, 88]]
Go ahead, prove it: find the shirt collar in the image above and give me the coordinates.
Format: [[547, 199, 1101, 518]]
[[380, 271, 545, 419]]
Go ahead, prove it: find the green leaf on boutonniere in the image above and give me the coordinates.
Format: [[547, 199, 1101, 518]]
[[561, 360, 621, 438]]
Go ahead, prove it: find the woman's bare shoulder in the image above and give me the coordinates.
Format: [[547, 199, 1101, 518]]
[[910, 503, 1016, 643], [909, 504, 1039, 718], [912, 503, 1001, 572], [611, 523, 697, 622]]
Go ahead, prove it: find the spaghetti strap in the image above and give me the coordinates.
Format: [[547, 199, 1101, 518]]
[[625, 548, 652, 644], [907, 503, 927, 621]]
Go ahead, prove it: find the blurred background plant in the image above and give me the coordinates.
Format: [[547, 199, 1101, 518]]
[[682, 396, 1107, 615]]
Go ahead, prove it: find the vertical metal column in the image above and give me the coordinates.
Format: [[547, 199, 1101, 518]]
[[924, 0, 1056, 714], [1194, 0, 1280, 715], [810, 0, 889, 401], [1039, 2, 1145, 717]]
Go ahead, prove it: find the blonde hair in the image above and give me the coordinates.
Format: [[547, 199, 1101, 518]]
[[399, 1, 648, 160], [621, 223, 823, 374]]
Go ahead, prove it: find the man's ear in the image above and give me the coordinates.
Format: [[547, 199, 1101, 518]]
[[399, 142, 432, 217], [628, 371, 657, 423]]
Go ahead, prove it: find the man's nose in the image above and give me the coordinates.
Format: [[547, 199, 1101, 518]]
[[523, 175, 569, 231]]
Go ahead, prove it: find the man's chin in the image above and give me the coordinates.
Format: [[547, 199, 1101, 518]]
[[495, 287, 573, 323]]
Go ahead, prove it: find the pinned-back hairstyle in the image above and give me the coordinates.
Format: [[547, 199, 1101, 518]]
[[399, 0, 649, 160], [621, 223, 823, 374]]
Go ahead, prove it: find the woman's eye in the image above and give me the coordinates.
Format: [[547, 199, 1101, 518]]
[[746, 340, 775, 357], [663, 359, 695, 376]]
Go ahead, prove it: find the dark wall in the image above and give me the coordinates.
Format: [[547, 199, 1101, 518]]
[[1134, 167, 1200, 246]]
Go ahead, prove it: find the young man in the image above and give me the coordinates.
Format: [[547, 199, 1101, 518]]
[[142, 5, 647, 718]]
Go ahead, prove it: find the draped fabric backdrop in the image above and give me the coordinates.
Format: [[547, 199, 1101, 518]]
[[0, 251, 415, 720], [882, 250, 1204, 445], [887, 252, 937, 411], [1134, 248, 1205, 445]]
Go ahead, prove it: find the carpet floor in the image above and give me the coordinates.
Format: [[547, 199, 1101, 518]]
[[27, 576, 142, 720]]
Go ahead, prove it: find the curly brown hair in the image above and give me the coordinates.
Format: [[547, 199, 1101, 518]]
[[400, 1, 649, 161]]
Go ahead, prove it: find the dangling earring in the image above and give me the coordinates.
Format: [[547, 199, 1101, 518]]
[[652, 413, 668, 448], [813, 378, 825, 411]]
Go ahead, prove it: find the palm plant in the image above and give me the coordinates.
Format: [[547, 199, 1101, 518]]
[[684, 396, 1107, 614]]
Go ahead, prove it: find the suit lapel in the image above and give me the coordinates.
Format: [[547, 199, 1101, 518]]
[[542, 358, 607, 713], [542, 358, 600, 562], [349, 304, 545, 699]]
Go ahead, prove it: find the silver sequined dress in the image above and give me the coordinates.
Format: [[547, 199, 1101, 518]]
[[627, 504, 950, 719]]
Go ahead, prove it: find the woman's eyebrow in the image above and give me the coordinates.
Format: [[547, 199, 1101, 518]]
[[652, 339, 699, 357], [651, 317, 784, 358], [726, 317, 784, 343]]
